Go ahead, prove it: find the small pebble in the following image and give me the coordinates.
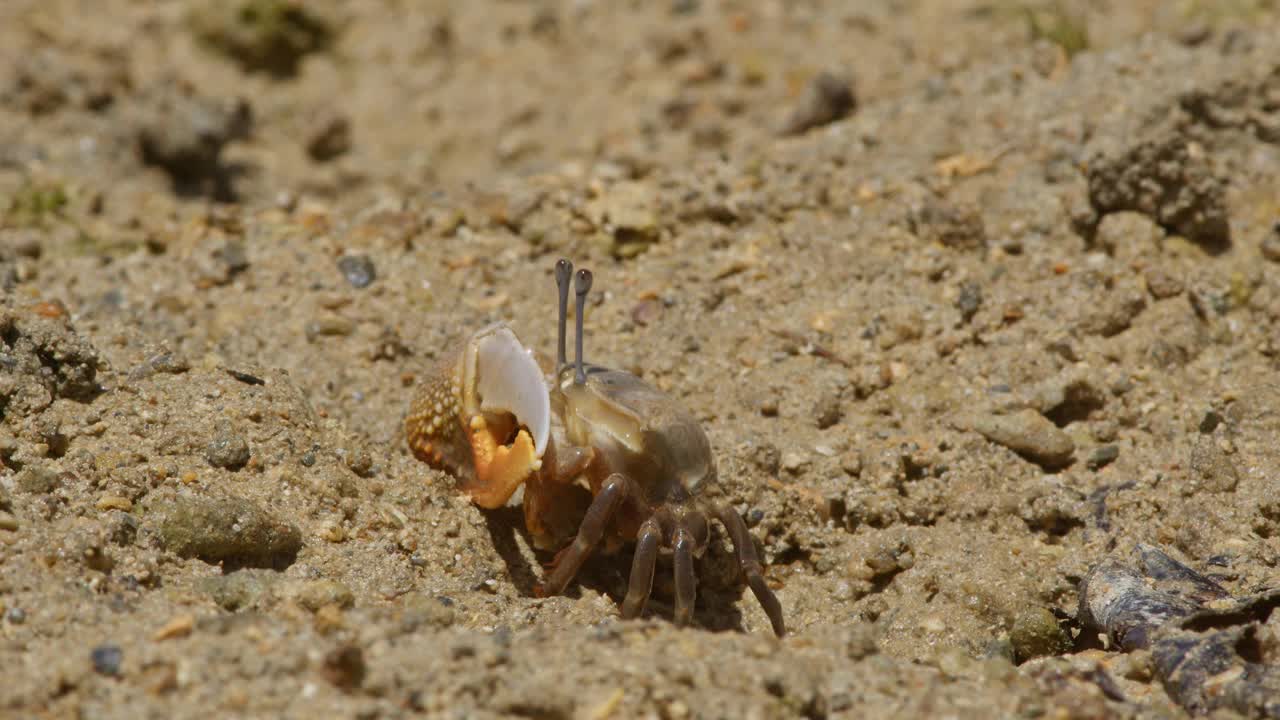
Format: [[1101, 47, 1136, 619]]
[[1190, 436, 1239, 492], [292, 579, 355, 611], [340, 446, 374, 477], [840, 449, 864, 477], [5, 607, 26, 624], [105, 514, 139, 553], [1009, 608, 1071, 663], [337, 254, 376, 289], [759, 399, 779, 417], [96, 495, 133, 511], [1144, 267, 1184, 299], [813, 393, 843, 429], [322, 645, 366, 691], [969, 409, 1075, 469], [631, 298, 662, 326], [305, 316, 356, 341], [1091, 420, 1118, 443], [746, 439, 781, 476], [16, 465, 61, 494], [781, 451, 809, 474], [779, 71, 856, 136], [152, 614, 195, 641], [832, 580, 854, 601], [400, 595, 457, 631], [225, 368, 265, 385], [1093, 211, 1163, 259], [1043, 336, 1079, 362], [199, 570, 280, 611], [91, 644, 124, 676], [4, 229, 42, 258], [128, 352, 191, 382], [1078, 290, 1146, 337], [216, 241, 250, 276], [911, 197, 986, 251], [956, 281, 983, 322], [590, 181, 660, 258], [1087, 445, 1120, 470], [306, 112, 352, 162], [205, 426, 251, 470]]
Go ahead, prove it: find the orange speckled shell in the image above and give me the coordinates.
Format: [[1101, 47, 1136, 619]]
[[405, 348, 474, 481]]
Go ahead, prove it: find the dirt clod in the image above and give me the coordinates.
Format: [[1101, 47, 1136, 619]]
[[189, 0, 334, 78], [1087, 130, 1230, 252], [969, 409, 1075, 470], [154, 494, 301, 567], [0, 300, 104, 417], [1189, 436, 1240, 492], [910, 197, 987, 251], [133, 80, 251, 199]]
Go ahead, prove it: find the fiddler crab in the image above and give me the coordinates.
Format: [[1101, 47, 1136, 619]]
[[405, 259, 786, 636]]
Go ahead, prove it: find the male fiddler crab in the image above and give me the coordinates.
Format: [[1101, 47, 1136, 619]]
[[405, 259, 786, 636]]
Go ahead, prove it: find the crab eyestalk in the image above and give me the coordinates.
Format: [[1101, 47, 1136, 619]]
[[555, 258, 573, 374], [404, 323, 550, 508], [573, 268, 592, 386]]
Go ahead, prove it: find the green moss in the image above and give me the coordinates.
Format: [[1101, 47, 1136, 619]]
[[1023, 2, 1090, 57], [5, 181, 68, 228]]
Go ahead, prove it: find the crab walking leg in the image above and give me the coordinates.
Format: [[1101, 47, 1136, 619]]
[[621, 517, 663, 619], [541, 473, 629, 596], [672, 525, 698, 627], [717, 505, 787, 637]]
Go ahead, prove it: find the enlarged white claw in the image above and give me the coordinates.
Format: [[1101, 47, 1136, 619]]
[[404, 321, 551, 509]]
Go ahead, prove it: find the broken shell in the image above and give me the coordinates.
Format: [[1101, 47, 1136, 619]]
[[405, 323, 550, 508], [1078, 543, 1280, 717], [1078, 543, 1229, 651]]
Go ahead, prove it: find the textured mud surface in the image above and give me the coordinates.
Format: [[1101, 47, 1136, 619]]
[[3, 1, 1280, 718]]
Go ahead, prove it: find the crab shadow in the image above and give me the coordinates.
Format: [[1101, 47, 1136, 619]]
[[479, 506, 543, 597], [480, 507, 753, 634]]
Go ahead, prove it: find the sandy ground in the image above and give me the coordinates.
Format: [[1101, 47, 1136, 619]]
[[3, 1, 1280, 718]]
